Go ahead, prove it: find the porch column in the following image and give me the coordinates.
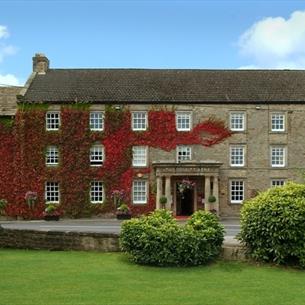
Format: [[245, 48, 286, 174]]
[[165, 176, 171, 210], [156, 176, 162, 210], [213, 175, 219, 215], [204, 176, 211, 212]]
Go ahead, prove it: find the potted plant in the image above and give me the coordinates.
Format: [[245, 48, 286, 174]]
[[178, 178, 196, 198], [25, 191, 38, 209], [111, 189, 126, 208], [208, 195, 216, 204], [43, 204, 61, 221], [116, 203, 132, 220], [0, 199, 7, 217], [159, 196, 167, 209], [208, 195, 217, 215]]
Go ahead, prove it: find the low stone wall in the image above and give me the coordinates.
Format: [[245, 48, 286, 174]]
[[0, 227, 120, 252], [0, 226, 246, 260]]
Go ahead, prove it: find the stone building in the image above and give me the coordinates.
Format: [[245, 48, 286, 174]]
[[11, 54, 305, 217], [0, 86, 22, 116]]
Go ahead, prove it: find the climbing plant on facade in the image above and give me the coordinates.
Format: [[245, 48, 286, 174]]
[[0, 105, 231, 218]]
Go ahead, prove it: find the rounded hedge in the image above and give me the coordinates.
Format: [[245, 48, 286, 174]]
[[120, 209, 224, 266], [239, 182, 305, 267]]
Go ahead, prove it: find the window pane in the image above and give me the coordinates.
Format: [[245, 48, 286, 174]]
[[90, 112, 104, 131], [230, 113, 245, 131], [177, 146, 191, 162], [90, 145, 104, 166], [132, 146, 147, 167], [133, 180, 147, 204], [230, 180, 244, 203], [132, 112, 147, 130], [271, 179, 285, 187], [45, 182, 59, 203], [46, 112, 60, 130], [230, 146, 244, 166], [271, 114, 285, 131], [90, 181, 103, 203], [271, 147, 285, 167], [176, 112, 191, 131], [46, 146, 59, 165]]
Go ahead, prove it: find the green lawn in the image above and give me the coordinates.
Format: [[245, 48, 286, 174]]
[[0, 250, 305, 305]]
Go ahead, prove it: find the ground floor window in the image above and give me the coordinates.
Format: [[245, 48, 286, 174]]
[[45, 182, 60, 203], [133, 180, 147, 204], [230, 180, 244, 204], [271, 179, 285, 187], [90, 181, 104, 203]]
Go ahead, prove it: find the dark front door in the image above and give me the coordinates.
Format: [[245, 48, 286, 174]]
[[176, 185, 194, 216]]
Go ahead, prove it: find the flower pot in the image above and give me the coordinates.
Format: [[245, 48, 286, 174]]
[[116, 213, 131, 220], [44, 215, 60, 221]]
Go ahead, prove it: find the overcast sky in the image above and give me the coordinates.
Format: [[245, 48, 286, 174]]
[[1, 0, 305, 86]]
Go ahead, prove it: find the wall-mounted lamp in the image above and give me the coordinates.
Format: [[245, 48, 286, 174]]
[[255, 106, 261, 110], [115, 105, 121, 110], [137, 173, 143, 178]]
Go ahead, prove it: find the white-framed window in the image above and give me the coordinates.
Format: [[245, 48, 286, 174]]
[[90, 144, 104, 166], [132, 112, 147, 131], [230, 180, 244, 204], [230, 146, 245, 167], [46, 146, 59, 166], [270, 146, 286, 167], [132, 146, 148, 167], [90, 111, 104, 131], [46, 111, 60, 131], [230, 112, 245, 131], [271, 179, 285, 187], [271, 113, 285, 132], [177, 146, 192, 162], [133, 180, 147, 204], [176, 111, 192, 131], [45, 182, 59, 203], [90, 181, 104, 204]]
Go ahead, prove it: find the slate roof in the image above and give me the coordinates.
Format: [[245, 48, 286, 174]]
[[0, 86, 22, 115], [20, 69, 305, 104]]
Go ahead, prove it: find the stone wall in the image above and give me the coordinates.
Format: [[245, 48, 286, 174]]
[[0, 227, 246, 261], [0, 227, 120, 252]]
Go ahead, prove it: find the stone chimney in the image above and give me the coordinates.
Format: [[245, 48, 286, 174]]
[[32, 53, 49, 74]]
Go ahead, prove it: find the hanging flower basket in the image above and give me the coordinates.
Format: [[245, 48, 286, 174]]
[[178, 179, 196, 194]]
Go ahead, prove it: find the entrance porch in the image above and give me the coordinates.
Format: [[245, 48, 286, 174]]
[[152, 161, 222, 216]]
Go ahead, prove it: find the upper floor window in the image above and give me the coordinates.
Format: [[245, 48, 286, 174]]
[[271, 179, 285, 187], [271, 113, 285, 132], [176, 112, 192, 131], [45, 182, 59, 204], [132, 112, 147, 131], [90, 181, 104, 204], [230, 180, 244, 204], [46, 111, 60, 131], [177, 145, 192, 162], [46, 146, 59, 166], [90, 144, 104, 166], [132, 146, 148, 167], [230, 146, 245, 167], [90, 111, 104, 131], [133, 180, 147, 204], [270, 146, 286, 167], [230, 112, 245, 131]]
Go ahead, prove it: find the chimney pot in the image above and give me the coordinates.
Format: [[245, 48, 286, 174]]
[[32, 53, 49, 74]]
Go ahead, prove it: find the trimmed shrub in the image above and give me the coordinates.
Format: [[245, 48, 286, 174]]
[[120, 209, 224, 266], [239, 182, 305, 267]]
